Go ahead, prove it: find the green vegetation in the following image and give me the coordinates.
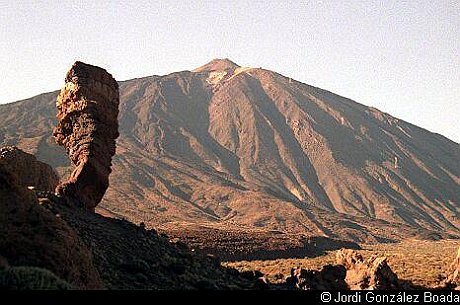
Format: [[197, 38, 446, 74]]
[[0, 266, 73, 290]]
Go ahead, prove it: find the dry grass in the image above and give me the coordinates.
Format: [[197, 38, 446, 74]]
[[224, 239, 460, 288]]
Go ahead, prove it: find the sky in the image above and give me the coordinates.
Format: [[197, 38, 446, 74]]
[[0, 0, 459, 143]]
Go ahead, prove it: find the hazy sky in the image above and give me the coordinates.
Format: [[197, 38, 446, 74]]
[[1, 1, 459, 142]]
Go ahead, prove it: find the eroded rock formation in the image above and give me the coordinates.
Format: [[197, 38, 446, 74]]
[[0, 146, 59, 192], [336, 249, 399, 290], [53, 61, 119, 210]]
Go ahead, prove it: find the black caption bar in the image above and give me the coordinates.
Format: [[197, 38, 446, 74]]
[[3, 290, 460, 305]]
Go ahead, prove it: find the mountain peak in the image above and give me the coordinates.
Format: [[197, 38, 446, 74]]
[[193, 58, 240, 73]]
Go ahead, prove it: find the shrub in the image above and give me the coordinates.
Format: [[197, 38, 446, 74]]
[[0, 266, 73, 290]]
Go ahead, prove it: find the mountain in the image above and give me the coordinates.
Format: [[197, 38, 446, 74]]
[[1, 59, 459, 254]]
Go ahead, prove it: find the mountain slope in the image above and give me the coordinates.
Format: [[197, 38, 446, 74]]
[[1, 59, 459, 249]]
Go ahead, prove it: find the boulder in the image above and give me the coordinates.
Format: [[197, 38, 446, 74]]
[[285, 265, 347, 290], [336, 249, 399, 290], [53, 61, 119, 210], [0, 146, 59, 192]]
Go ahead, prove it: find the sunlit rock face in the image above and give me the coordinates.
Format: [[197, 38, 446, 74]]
[[53, 61, 119, 210]]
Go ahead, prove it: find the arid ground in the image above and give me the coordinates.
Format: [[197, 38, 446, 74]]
[[225, 239, 460, 289]]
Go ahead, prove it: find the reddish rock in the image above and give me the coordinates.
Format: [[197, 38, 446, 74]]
[[0, 162, 102, 289], [53, 61, 119, 210], [0, 146, 59, 192], [285, 249, 399, 290], [336, 249, 399, 290]]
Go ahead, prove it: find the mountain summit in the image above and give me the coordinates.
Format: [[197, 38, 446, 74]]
[[1, 59, 459, 253], [193, 58, 240, 72]]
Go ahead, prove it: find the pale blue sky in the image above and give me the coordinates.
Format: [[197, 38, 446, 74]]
[[1, 1, 459, 142]]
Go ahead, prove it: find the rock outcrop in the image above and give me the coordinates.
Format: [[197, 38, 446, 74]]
[[53, 61, 119, 210], [286, 265, 348, 290], [0, 146, 59, 192], [336, 249, 399, 290], [0, 162, 102, 289], [445, 246, 460, 289], [284, 250, 399, 290]]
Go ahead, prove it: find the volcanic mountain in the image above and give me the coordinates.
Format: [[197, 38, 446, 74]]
[[1, 59, 459, 254]]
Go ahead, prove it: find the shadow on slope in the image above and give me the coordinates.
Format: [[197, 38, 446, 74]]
[[41, 196, 251, 289], [164, 225, 361, 261]]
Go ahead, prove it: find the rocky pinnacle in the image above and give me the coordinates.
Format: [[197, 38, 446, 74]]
[[53, 61, 119, 210]]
